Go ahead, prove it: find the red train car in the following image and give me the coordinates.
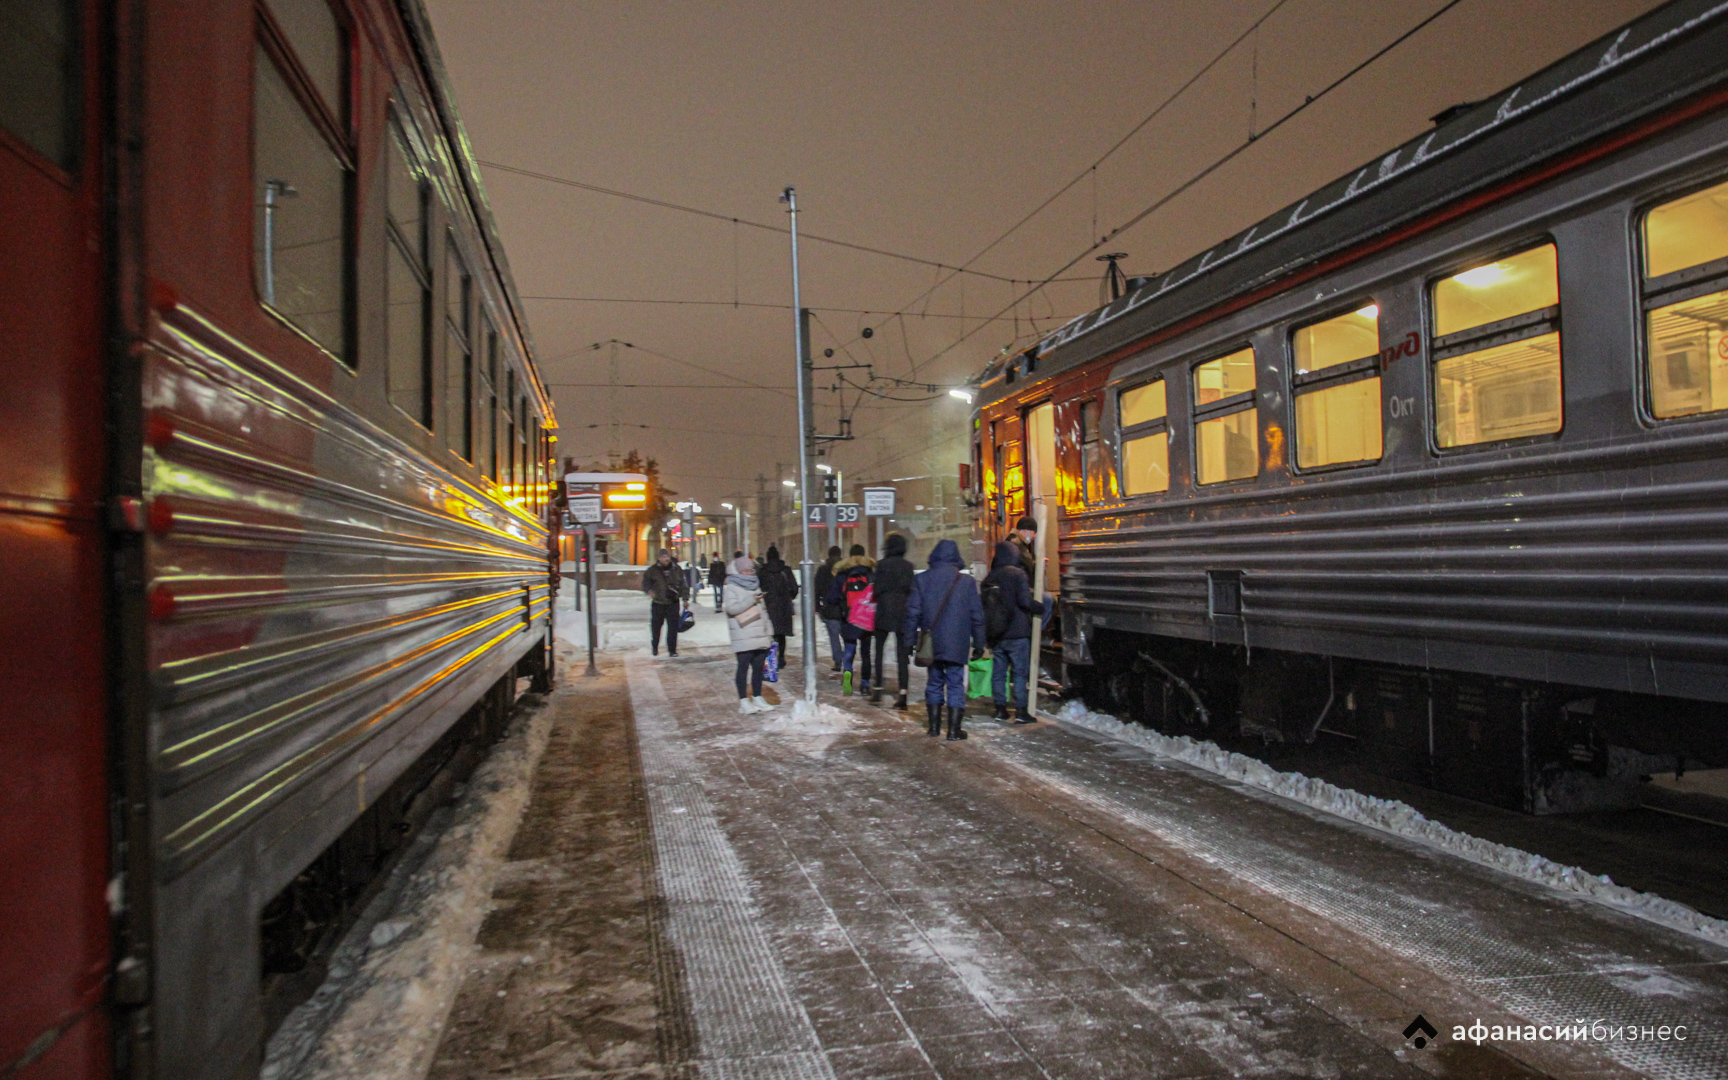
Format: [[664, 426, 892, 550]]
[[1, 2, 559, 1077]]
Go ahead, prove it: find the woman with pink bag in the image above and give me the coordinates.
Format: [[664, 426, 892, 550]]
[[825, 544, 878, 696]]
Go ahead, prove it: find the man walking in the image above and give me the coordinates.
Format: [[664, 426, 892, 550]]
[[984, 539, 1046, 722], [642, 548, 689, 657], [812, 545, 846, 673], [903, 539, 986, 741], [707, 553, 727, 612], [870, 533, 915, 708]]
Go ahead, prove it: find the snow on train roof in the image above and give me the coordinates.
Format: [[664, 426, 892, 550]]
[[1024, 0, 1728, 367]]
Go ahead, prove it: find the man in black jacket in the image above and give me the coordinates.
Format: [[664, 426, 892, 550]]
[[811, 545, 845, 672], [642, 549, 689, 657], [984, 538, 1045, 722], [707, 554, 727, 611], [869, 533, 916, 708]]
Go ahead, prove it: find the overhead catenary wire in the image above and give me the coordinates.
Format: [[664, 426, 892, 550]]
[[520, 295, 1081, 322]]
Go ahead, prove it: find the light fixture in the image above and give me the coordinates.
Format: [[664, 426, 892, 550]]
[[816, 463, 833, 473], [949, 388, 974, 403], [721, 502, 733, 509], [626, 482, 646, 491], [782, 479, 796, 487], [1355, 304, 1380, 320], [605, 491, 646, 505], [1452, 264, 1505, 288]]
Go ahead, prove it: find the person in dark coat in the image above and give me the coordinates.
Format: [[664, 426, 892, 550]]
[[1011, 514, 1052, 630], [707, 554, 728, 611], [869, 533, 916, 708], [984, 538, 1046, 722], [825, 544, 876, 695], [902, 538, 985, 740], [641, 548, 689, 657], [757, 545, 799, 663], [812, 545, 845, 672]]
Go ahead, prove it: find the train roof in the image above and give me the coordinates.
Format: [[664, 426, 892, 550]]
[[975, 0, 1728, 408], [396, 0, 555, 424]]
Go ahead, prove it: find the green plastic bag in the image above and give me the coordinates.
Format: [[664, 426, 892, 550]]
[[966, 656, 994, 699]]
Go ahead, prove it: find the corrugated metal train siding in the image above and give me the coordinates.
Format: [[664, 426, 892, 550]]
[[142, 305, 549, 885]]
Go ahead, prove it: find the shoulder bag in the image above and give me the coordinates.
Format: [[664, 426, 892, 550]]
[[913, 572, 962, 668]]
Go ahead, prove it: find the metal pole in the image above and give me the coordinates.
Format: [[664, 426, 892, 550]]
[[783, 187, 818, 704], [584, 525, 600, 677]]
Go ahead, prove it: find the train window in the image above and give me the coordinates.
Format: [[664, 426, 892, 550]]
[[1193, 348, 1257, 484], [443, 238, 473, 460], [506, 370, 518, 494], [1115, 380, 1168, 497], [1431, 244, 1562, 448], [481, 323, 499, 479], [262, 0, 342, 117], [1642, 180, 1728, 418], [1080, 399, 1111, 502], [517, 395, 530, 503], [1119, 380, 1166, 427], [253, 43, 349, 359], [386, 118, 430, 426], [0, 0, 79, 168], [1292, 307, 1382, 469]]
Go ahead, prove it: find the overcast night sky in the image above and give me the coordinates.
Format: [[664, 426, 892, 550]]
[[422, 0, 1664, 510]]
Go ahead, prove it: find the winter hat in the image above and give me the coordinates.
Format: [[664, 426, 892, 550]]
[[827, 545, 842, 559], [849, 544, 866, 557], [1014, 516, 1037, 532], [656, 547, 672, 559], [766, 545, 781, 561], [884, 533, 908, 557], [731, 555, 756, 576]]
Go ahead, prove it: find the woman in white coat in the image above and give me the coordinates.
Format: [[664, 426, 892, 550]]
[[723, 555, 776, 713]]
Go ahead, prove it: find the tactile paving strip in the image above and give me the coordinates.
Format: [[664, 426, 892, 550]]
[[629, 658, 838, 1080], [994, 730, 1728, 1080]]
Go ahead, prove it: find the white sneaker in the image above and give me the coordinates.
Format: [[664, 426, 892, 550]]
[[752, 695, 773, 712], [738, 698, 757, 715]]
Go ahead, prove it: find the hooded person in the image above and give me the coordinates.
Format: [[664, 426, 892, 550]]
[[869, 533, 916, 708], [641, 548, 689, 657], [902, 538, 986, 739], [723, 555, 776, 713], [984, 538, 1046, 722], [758, 544, 800, 663], [824, 544, 876, 696], [811, 544, 846, 673], [707, 553, 728, 611]]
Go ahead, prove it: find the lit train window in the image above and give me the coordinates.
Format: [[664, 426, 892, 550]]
[[444, 237, 473, 461], [1642, 180, 1728, 418], [1292, 306, 1382, 469], [1115, 380, 1168, 496], [1080, 399, 1111, 502], [1192, 348, 1257, 484], [1431, 244, 1561, 448], [481, 323, 499, 479], [385, 118, 431, 426]]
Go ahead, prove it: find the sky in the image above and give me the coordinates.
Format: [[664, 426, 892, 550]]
[[422, 0, 1666, 512]]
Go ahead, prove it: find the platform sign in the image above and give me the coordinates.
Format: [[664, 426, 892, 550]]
[[806, 504, 833, 527], [593, 509, 621, 535], [570, 494, 603, 523], [862, 487, 895, 516], [834, 503, 861, 527]]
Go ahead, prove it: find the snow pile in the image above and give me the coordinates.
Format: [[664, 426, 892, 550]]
[[764, 699, 858, 734], [1053, 700, 1728, 946]]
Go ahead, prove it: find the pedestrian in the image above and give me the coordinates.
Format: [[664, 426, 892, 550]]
[[903, 538, 986, 740], [707, 552, 728, 612], [825, 544, 875, 696], [723, 554, 775, 714], [812, 544, 846, 673], [758, 544, 799, 664], [984, 539, 1046, 722], [641, 548, 689, 657], [1010, 514, 1052, 630], [870, 533, 916, 708]]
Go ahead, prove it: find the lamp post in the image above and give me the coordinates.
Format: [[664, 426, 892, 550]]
[[781, 186, 818, 705]]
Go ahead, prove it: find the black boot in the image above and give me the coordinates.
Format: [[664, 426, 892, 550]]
[[869, 684, 882, 705], [896, 689, 908, 711], [926, 701, 942, 737], [946, 706, 968, 741], [993, 703, 1009, 721], [1014, 704, 1037, 724]]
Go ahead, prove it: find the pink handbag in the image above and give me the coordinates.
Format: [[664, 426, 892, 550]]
[[846, 584, 877, 631]]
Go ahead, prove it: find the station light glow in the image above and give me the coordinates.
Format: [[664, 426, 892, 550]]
[[949, 389, 974, 403], [606, 492, 646, 505], [782, 479, 796, 487], [626, 482, 646, 490], [816, 463, 833, 473]]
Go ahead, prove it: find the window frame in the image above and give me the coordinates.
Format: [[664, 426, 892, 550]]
[[385, 107, 432, 428], [1426, 239, 1564, 454], [1635, 177, 1728, 425], [443, 231, 474, 460], [1190, 347, 1258, 487], [1113, 377, 1171, 499], [253, 0, 356, 366], [1288, 302, 1385, 474], [1078, 397, 1112, 505]]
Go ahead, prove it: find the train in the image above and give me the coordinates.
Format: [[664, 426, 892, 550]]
[[1, 1, 559, 1078], [972, 0, 1728, 815]]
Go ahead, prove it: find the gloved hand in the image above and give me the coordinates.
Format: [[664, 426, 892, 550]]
[[970, 647, 985, 661]]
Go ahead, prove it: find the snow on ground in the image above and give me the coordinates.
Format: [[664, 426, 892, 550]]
[[1052, 699, 1728, 947]]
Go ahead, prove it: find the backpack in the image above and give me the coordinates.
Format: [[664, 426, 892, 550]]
[[981, 578, 1011, 644], [843, 576, 876, 631]]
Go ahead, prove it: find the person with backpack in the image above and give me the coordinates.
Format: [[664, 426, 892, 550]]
[[825, 544, 876, 696], [812, 545, 845, 673], [758, 545, 799, 665], [983, 538, 1047, 722], [640, 549, 689, 658], [869, 533, 916, 708], [722, 555, 775, 713], [707, 553, 728, 612], [903, 538, 986, 740]]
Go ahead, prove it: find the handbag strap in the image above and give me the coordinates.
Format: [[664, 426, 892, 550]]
[[928, 570, 961, 628]]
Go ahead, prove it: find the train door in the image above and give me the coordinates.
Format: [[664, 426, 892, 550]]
[[991, 415, 1024, 542], [1024, 401, 1058, 611], [0, 1, 113, 1076]]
